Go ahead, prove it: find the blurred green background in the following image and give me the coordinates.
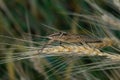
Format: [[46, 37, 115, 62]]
[[0, 0, 96, 36], [0, 0, 120, 80]]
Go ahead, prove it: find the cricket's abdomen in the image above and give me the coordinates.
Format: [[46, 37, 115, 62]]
[[48, 32, 102, 43], [59, 35, 102, 43]]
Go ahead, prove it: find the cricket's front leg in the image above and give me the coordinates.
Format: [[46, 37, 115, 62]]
[[59, 41, 65, 48], [37, 39, 54, 54]]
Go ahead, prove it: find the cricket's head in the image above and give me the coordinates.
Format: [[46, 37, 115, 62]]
[[47, 31, 67, 40]]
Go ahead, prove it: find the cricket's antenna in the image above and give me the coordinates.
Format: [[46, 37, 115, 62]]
[[40, 23, 59, 32]]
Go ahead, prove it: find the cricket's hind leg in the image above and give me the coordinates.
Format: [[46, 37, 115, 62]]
[[77, 42, 91, 49], [75, 42, 82, 46]]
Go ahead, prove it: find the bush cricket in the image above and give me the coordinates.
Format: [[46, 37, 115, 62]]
[[37, 31, 102, 54]]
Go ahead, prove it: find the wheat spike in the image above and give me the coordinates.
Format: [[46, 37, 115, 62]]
[[20, 45, 120, 61]]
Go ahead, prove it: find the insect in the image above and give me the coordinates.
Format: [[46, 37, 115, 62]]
[[38, 31, 102, 54], [48, 32, 102, 43]]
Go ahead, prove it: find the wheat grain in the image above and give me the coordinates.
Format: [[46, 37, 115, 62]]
[[22, 45, 119, 61]]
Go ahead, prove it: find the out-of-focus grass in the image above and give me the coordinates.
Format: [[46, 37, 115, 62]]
[[0, 0, 120, 80]]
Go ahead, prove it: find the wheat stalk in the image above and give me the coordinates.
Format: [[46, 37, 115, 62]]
[[28, 44, 120, 79], [19, 44, 120, 61]]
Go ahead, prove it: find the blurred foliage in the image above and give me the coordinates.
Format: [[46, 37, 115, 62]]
[[0, 0, 120, 80]]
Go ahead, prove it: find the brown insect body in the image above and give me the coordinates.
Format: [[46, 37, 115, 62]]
[[37, 32, 107, 54], [48, 32, 102, 44]]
